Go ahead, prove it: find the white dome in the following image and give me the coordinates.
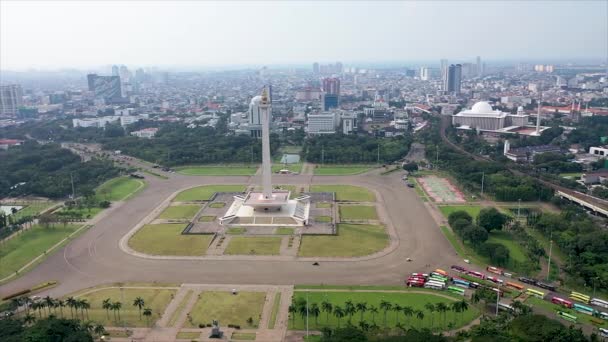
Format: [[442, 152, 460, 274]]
[[471, 101, 494, 114]]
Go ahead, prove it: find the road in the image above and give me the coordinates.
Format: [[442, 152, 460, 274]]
[[0, 168, 464, 299]]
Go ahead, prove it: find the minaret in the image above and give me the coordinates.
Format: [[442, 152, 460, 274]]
[[259, 86, 273, 199]]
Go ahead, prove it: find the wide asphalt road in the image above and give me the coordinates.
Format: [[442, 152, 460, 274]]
[[0, 170, 463, 298]]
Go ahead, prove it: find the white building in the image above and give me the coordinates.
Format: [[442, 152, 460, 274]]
[[247, 95, 272, 137], [72, 116, 120, 128], [307, 112, 337, 134], [452, 102, 530, 132], [120, 116, 140, 127], [0, 85, 23, 117], [341, 113, 356, 134], [130, 127, 158, 138], [590, 146, 608, 157], [419, 67, 430, 81]]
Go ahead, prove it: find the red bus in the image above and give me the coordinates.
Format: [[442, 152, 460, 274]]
[[411, 273, 428, 278], [467, 270, 486, 280], [506, 282, 525, 291], [487, 266, 504, 275], [408, 276, 426, 283], [552, 297, 574, 308], [486, 276, 504, 285], [407, 279, 425, 287]]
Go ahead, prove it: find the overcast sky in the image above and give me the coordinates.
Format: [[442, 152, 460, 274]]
[[1, 0, 607, 70]]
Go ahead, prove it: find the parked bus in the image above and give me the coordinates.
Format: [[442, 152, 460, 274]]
[[469, 282, 480, 289], [424, 281, 445, 290], [600, 312, 608, 320], [486, 266, 503, 275], [570, 292, 591, 304], [557, 311, 578, 323], [407, 279, 425, 288], [497, 302, 514, 311], [526, 288, 545, 299], [451, 265, 467, 273], [430, 274, 448, 283], [551, 297, 574, 309], [452, 278, 470, 289], [431, 271, 448, 279], [447, 286, 466, 296], [600, 328, 608, 338], [591, 298, 608, 309], [467, 271, 485, 279], [518, 277, 537, 285], [411, 273, 428, 278], [506, 282, 524, 291], [573, 303, 595, 316], [486, 276, 504, 285], [536, 282, 556, 292], [434, 269, 448, 277]]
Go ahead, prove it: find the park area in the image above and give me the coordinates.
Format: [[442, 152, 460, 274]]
[[339, 205, 378, 221], [418, 176, 466, 203], [128, 224, 211, 256], [157, 205, 201, 220], [289, 290, 479, 331], [313, 165, 374, 176], [0, 224, 84, 280], [224, 237, 282, 255], [95, 176, 145, 202], [299, 224, 388, 257], [175, 165, 258, 176], [173, 185, 247, 202], [186, 291, 266, 328], [310, 185, 375, 202], [75, 287, 177, 327]]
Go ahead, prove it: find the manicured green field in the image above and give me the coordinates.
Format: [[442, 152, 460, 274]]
[[487, 231, 527, 263], [96, 176, 145, 201], [76, 287, 176, 327], [315, 216, 332, 223], [311, 185, 375, 202], [339, 205, 378, 220], [174, 185, 247, 202], [299, 224, 388, 257], [289, 291, 479, 330], [199, 215, 216, 222], [168, 290, 193, 327], [268, 292, 282, 329], [56, 206, 103, 219], [438, 205, 482, 219], [275, 227, 294, 235], [224, 237, 282, 255], [226, 227, 246, 235], [559, 172, 583, 179], [176, 165, 258, 176], [128, 224, 211, 256], [439, 226, 470, 262], [272, 163, 303, 174], [209, 202, 226, 208], [0, 224, 82, 279], [157, 205, 201, 220], [5, 201, 57, 220], [314, 166, 374, 175], [186, 291, 266, 328], [525, 297, 601, 327], [177, 331, 201, 339]]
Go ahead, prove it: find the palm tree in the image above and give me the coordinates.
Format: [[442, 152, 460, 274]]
[[321, 301, 333, 324], [288, 305, 297, 328], [32, 301, 43, 318], [447, 322, 455, 337], [355, 302, 367, 322], [24, 313, 36, 325], [143, 308, 152, 326], [102, 298, 112, 320], [379, 300, 392, 327], [393, 304, 402, 325], [23, 297, 33, 316], [416, 309, 425, 327], [333, 306, 345, 328], [10, 297, 22, 316], [44, 296, 54, 316], [358, 320, 370, 332], [402, 306, 414, 328], [395, 322, 406, 333], [81, 299, 90, 320], [113, 301, 122, 322], [425, 303, 435, 330], [57, 300, 65, 318], [344, 301, 355, 323], [133, 297, 145, 320], [369, 305, 378, 323], [66, 297, 77, 318], [93, 324, 106, 339], [310, 303, 320, 326], [435, 302, 448, 329], [457, 300, 468, 325]]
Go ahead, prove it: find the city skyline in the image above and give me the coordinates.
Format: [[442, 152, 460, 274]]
[[1, 0, 607, 70]]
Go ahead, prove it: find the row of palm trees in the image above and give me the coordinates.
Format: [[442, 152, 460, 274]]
[[288, 299, 470, 332], [10, 295, 154, 327]]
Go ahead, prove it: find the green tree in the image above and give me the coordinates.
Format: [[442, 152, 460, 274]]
[[133, 297, 145, 320], [321, 301, 333, 324], [102, 298, 112, 320], [477, 207, 507, 232], [355, 302, 367, 322], [333, 306, 345, 328], [310, 303, 321, 326], [448, 211, 473, 227], [143, 308, 152, 326], [380, 300, 392, 327]]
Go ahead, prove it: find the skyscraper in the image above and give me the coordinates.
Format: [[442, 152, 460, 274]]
[[322, 77, 340, 111], [111, 65, 119, 76], [476, 56, 482, 76], [445, 64, 462, 94], [0, 85, 24, 117], [336, 61, 343, 73], [313, 62, 319, 74], [419, 67, 430, 81], [87, 74, 122, 101]]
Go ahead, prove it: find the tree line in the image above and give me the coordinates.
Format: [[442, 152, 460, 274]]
[[303, 134, 413, 164]]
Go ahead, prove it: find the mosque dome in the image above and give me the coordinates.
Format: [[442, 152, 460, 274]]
[[471, 101, 494, 114]]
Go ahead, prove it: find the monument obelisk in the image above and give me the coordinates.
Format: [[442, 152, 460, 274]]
[[260, 86, 273, 200]]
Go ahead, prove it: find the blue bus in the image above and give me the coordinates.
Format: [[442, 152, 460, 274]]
[[573, 303, 595, 315], [452, 278, 470, 289]]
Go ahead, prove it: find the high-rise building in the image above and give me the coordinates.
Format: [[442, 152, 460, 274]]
[[476, 56, 482, 76], [419, 67, 430, 81], [307, 112, 337, 134], [322, 77, 340, 111], [336, 61, 343, 73], [0, 85, 24, 117], [440, 58, 449, 80], [313, 62, 319, 74], [86, 74, 122, 101], [111, 65, 119, 76], [445, 64, 462, 94]]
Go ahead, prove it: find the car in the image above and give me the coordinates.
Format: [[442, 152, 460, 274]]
[[406, 258, 412, 262], [406, 183, 415, 188]]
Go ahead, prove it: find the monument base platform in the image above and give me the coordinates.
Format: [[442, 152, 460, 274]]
[[220, 191, 310, 226]]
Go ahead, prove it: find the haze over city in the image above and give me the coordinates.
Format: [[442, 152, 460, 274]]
[[1, 0, 607, 70]]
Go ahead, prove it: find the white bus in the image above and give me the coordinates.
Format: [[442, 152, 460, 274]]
[[599, 327, 608, 338], [424, 281, 445, 290], [497, 302, 514, 312], [591, 298, 608, 309]]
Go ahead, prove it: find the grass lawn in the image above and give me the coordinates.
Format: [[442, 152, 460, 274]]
[[311, 185, 375, 202], [299, 224, 388, 257], [176, 165, 258, 176], [487, 231, 527, 264], [168, 290, 193, 327], [209, 202, 225, 208], [6, 201, 57, 220], [56, 206, 104, 219], [176, 331, 201, 339], [339, 205, 378, 220], [158, 205, 201, 220], [0, 224, 82, 279], [76, 287, 176, 327], [525, 297, 602, 327], [439, 226, 470, 263], [268, 292, 281, 329], [224, 237, 282, 255], [314, 165, 374, 175], [232, 332, 256, 340], [199, 215, 216, 222], [275, 227, 294, 235], [226, 227, 246, 235], [438, 205, 482, 219], [272, 163, 303, 174], [315, 216, 332, 223], [186, 291, 266, 328], [128, 224, 211, 256], [96, 176, 145, 202], [174, 185, 246, 202], [316, 202, 332, 209], [289, 291, 479, 331]]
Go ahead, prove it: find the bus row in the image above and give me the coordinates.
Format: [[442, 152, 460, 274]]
[[568, 291, 608, 309], [550, 296, 608, 319], [450, 265, 505, 285]]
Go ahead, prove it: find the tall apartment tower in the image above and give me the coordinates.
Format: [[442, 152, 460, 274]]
[[313, 62, 320, 74], [322, 77, 341, 111], [420, 67, 430, 81], [0, 85, 24, 117], [444, 64, 462, 94], [476, 56, 482, 76]]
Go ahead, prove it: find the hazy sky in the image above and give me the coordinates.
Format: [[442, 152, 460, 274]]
[[1, 0, 607, 70]]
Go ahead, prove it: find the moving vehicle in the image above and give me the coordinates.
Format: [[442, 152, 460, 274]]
[[506, 282, 524, 291], [467, 270, 485, 279], [591, 298, 608, 309], [525, 288, 545, 299], [551, 297, 573, 309], [486, 266, 503, 275], [536, 282, 556, 292]]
